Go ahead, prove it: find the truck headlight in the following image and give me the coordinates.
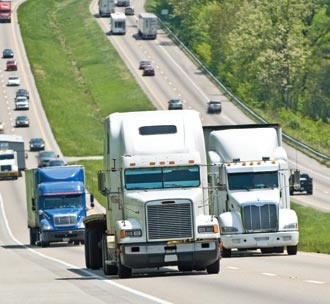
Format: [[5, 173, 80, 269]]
[[283, 223, 298, 230], [198, 225, 219, 233], [221, 226, 239, 234], [120, 229, 142, 238], [41, 222, 52, 231]]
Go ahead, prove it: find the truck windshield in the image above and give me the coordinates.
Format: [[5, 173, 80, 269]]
[[0, 154, 14, 160], [228, 171, 278, 190], [125, 166, 200, 190], [42, 194, 83, 209]]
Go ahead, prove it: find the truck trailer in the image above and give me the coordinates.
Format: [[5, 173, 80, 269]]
[[110, 12, 126, 35], [26, 165, 94, 247], [84, 110, 221, 278], [138, 13, 157, 39], [0, 1, 11, 23], [204, 124, 299, 257], [0, 134, 26, 179], [98, 0, 115, 17]]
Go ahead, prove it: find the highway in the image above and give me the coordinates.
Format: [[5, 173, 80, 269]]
[[0, 0, 329, 303]]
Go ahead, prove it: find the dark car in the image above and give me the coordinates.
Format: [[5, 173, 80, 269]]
[[15, 115, 30, 127], [289, 171, 313, 195], [6, 60, 17, 71], [29, 138, 45, 151], [48, 159, 67, 167], [2, 48, 14, 58], [125, 6, 134, 15], [139, 60, 151, 69], [143, 65, 155, 76], [168, 99, 183, 110], [207, 100, 222, 114], [16, 88, 30, 100], [38, 151, 57, 167]]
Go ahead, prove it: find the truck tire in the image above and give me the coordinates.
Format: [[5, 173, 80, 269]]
[[29, 228, 37, 246], [221, 247, 231, 258], [206, 258, 220, 274], [118, 257, 132, 278], [287, 245, 298, 255], [88, 231, 102, 269], [178, 264, 193, 272]]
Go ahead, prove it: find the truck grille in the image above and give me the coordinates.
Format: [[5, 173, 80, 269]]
[[53, 214, 77, 227], [242, 203, 278, 232], [1, 165, 12, 171], [147, 200, 193, 241]]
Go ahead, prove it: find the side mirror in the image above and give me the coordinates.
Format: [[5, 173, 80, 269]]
[[90, 193, 95, 208]]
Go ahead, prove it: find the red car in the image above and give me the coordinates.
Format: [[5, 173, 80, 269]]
[[6, 60, 17, 71]]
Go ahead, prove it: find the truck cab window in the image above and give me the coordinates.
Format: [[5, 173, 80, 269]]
[[228, 171, 278, 190]]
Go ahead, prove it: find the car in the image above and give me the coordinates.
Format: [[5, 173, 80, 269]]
[[29, 138, 45, 151], [143, 65, 155, 76], [38, 151, 57, 167], [16, 88, 29, 100], [15, 96, 29, 110], [6, 60, 17, 71], [15, 115, 30, 127], [2, 48, 14, 58], [168, 99, 183, 110], [0, 121, 4, 133], [7, 75, 20, 86], [207, 100, 222, 114], [139, 60, 151, 69], [289, 171, 313, 195], [48, 159, 67, 167], [125, 6, 134, 15]]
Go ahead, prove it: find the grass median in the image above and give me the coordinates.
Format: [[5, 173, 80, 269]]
[[18, 0, 329, 254]]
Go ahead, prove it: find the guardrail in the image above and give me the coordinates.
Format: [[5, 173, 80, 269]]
[[158, 18, 330, 162]]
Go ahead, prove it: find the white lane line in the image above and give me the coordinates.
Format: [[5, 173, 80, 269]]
[[262, 273, 277, 277], [226, 266, 240, 270], [0, 194, 172, 304], [304, 280, 326, 285]]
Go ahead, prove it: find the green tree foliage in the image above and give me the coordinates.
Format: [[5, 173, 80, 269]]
[[154, 0, 330, 155]]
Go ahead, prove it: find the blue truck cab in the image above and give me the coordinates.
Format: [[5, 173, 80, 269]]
[[26, 165, 93, 247]]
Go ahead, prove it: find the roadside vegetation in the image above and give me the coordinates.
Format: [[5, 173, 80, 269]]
[[147, 0, 330, 165], [18, 0, 329, 254]]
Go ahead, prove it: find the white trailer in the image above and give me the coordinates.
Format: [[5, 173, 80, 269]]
[[84, 110, 221, 278], [204, 124, 299, 257], [0, 134, 26, 179], [110, 12, 126, 35], [138, 12, 157, 39], [98, 0, 115, 17]]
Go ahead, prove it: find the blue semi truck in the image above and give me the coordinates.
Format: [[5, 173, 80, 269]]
[[26, 165, 94, 247]]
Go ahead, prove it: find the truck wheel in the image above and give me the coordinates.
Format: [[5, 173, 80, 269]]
[[221, 247, 231, 258], [287, 245, 298, 255], [118, 257, 132, 278], [206, 258, 220, 274], [85, 231, 91, 268], [40, 240, 49, 248], [261, 247, 273, 254], [29, 228, 37, 246], [274, 247, 284, 253], [88, 231, 102, 269], [178, 264, 193, 272]]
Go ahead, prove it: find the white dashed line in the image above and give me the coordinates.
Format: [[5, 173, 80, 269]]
[[304, 280, 326, 284]]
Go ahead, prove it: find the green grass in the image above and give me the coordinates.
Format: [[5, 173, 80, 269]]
[[18, 0, 154, 156], [17, 0, 329, 254]]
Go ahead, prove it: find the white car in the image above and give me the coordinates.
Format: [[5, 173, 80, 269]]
[[7, 75, 20, 86], [15, 96, 29, 110]]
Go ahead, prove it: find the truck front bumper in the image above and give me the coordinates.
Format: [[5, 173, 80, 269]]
[[42, 229, 85, 243], [120, 240, 220, 269], [222, 231, 299, 249], [0, 171, 18, 179]]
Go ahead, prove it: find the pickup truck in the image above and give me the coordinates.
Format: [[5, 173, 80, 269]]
[[290, 171, 313, 195]]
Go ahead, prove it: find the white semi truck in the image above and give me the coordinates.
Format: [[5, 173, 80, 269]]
[[98, 0, 115, 17], [204, 124, 299, 257], [0, 134, 26, 179], [138, 13, 157, 39], [110, 12, 126, 35], [84, 110, 221, 278]]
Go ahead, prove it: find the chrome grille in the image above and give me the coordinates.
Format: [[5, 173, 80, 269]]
[[53, 214, 77, 227], [147, 201, 193, 241], [242, 203, 277, 232]]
